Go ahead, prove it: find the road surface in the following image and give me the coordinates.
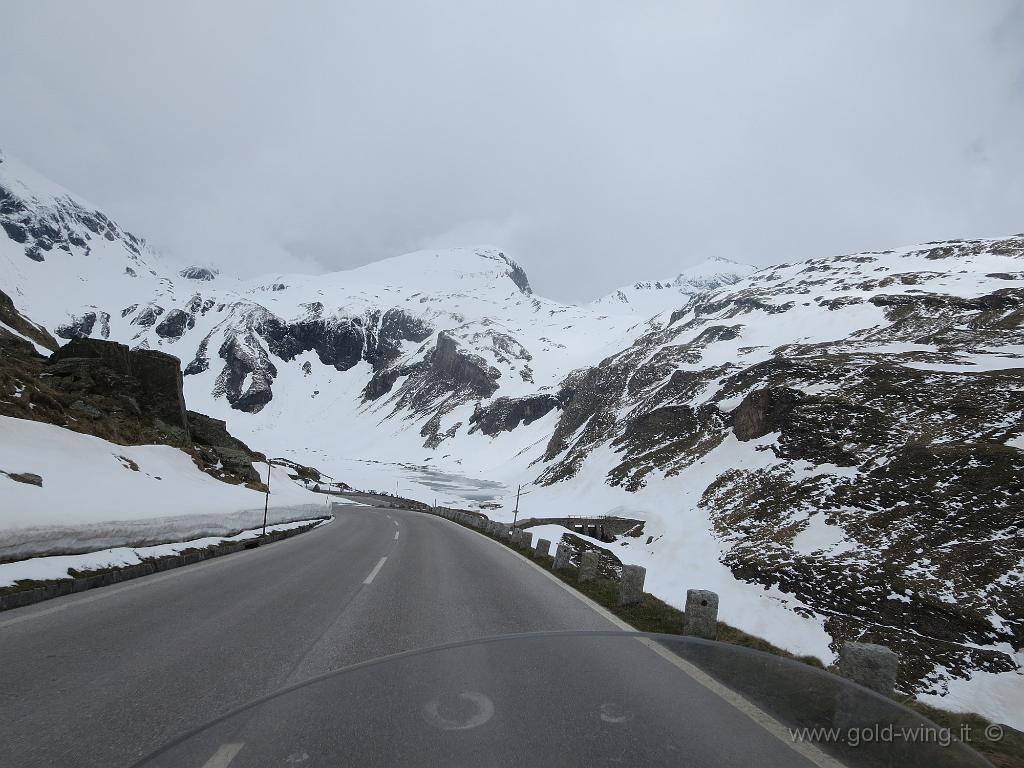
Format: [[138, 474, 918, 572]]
[[0, 502, 836, 767]]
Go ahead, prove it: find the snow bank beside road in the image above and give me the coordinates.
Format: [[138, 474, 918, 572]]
[[0, 416, 329, 559], [0, 518, 330, 587]]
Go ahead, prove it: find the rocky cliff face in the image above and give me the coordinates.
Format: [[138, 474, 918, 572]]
[[469, 393, 563, 436], [46, 338, 192, 445], [176, 302, 437, 414], [0, 302, 264, 487], [0, 288, 57, 351], [0, 152, 148, 268]]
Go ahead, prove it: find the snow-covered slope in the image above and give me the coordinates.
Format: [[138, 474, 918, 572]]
[[590, 256, 754, 317], [2, 149, 1022, 728], [0, 416, 325, 560]]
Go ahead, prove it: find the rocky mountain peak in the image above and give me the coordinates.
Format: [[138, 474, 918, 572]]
[[179, 266, 218, 281]]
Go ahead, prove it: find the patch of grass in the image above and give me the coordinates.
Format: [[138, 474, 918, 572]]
[[903, 700, 1024, 768], [0, 578, 55, 596], [498, 535, 823, 664]]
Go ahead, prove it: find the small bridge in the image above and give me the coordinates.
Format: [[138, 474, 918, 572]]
[[513, 515, 643, 543]]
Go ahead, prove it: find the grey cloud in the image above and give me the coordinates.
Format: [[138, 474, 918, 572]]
[[1, 0, 1022, 300]]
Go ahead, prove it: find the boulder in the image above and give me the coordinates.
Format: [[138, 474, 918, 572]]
[[731, 387, 803, 441], [5, 471, 43, 486]]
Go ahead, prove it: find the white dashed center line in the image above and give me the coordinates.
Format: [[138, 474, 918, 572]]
[[363, 557, 388, 585], [202, 743, 244, 767]]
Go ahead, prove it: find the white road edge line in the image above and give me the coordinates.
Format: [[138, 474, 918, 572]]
[[202, 742, 244, 768], [393, 520, 398, 527], [394, 531, 400, 540], [439, 515, 845, 768], [363, 556, 388, 585]]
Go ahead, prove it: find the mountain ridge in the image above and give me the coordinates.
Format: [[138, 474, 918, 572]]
[[2, 150, 1022, 727]]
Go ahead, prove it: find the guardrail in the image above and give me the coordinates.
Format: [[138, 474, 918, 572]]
[[426, 503, 899, 700]]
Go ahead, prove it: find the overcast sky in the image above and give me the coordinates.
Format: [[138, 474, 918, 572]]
[[2, 2, 1023, 301]]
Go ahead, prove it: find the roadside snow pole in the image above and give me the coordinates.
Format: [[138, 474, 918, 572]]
[[578, 551, 599, 583], [682, 589, 719, 639], [262, 459, 272, 537], [534, 538, 551, 559], [553, 542, 571, 570], [519, 531, 533, 550], [837, 642, 898, 698], [617, 565, 646, 606]]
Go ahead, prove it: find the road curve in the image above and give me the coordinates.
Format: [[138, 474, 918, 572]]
[[0, 502, 828, 768]]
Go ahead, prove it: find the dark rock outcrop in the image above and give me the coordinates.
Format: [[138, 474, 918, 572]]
[[363, 363, 426, 401], [131, 304, 164, 328], [179, 266, 217, 281], [155, 308, 193, 339], [46, 338, 191, 444], [258, 307, 432, 373], [0, 288, 58, 351], [503, 257, 532, 295], [469, 394, 562, 436], [2, 311, 264, 487], [214, 330, 278, 414], [731, 387, 804, 441], [55, 310, 111, 340], [420, 413, 463, 448], [49, 336, 133, 375], [186, 305, 434, 412], [4, 471, 43, 486], [429, 332, 500, 397], [1, 170, 145, 263], [186, 411, 261, 484], [131, 349, 191, 440]]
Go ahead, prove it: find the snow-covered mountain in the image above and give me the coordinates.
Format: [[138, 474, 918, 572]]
[[0, 148, 743, 469], [590, 256, 754, 317], [2, 149, 1022, 727]]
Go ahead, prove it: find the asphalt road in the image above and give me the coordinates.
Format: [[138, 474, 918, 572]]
[[0, 502, 834, 768]]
